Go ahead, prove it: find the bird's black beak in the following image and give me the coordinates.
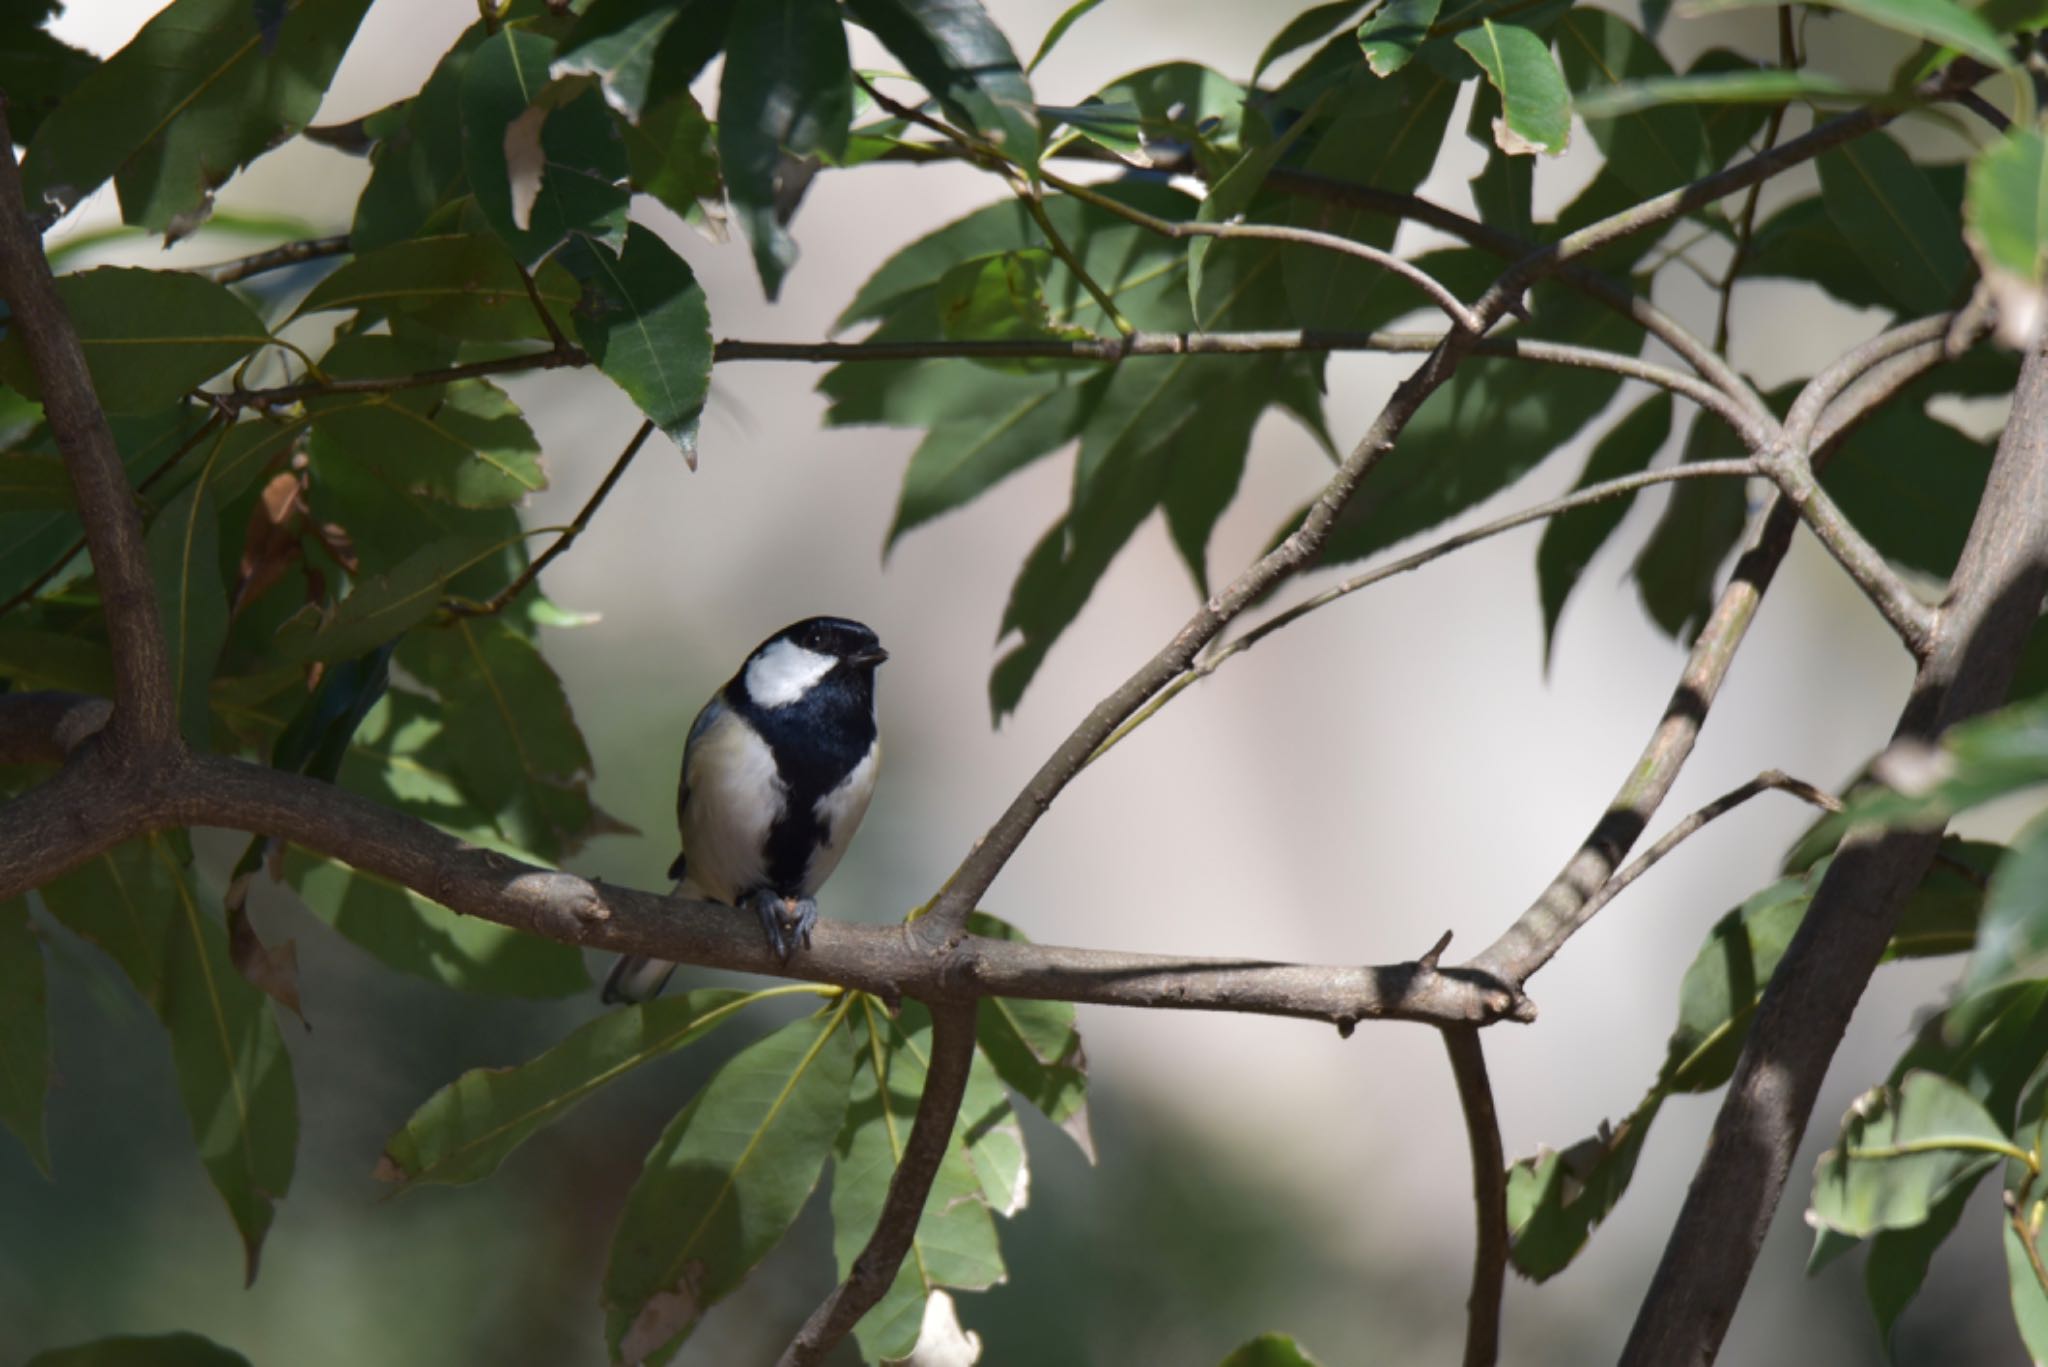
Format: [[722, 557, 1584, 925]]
[[849, 646, 889, 667]]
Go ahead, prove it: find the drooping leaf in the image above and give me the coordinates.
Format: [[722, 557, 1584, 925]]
[[2003, 1211, 2048, 1363], [1630, 406, 1753, 642], [24, 1333, 253, 1367], [40, 838, 297, 1283], [1810, 1071, 2013, 1238], [0, 897, 51, 1173], [1572, 68, 1859, 118], [562, 225, 714, 458], [1359, 0, 1443, 76], [1967, 126, 2048, 285], [553, 0, 738, 117], [1455, 21, 1570, 155], [1818, 132, 1972, 316], [1536, 392, 1673, 666], [294, 234, 578, 343], [1250, 1, 1373, 85], [1863, 1178, 1982, 1345], [20, 0, 373, 232], [290, 535, 521, 662], [831, 1000, 1004, 1361], [1964, 810, 2048, 999], [885, 370, 1100, 547], [968, 912, 1092, 1157], [145, 461, 230, 750], [1745, 194, 1899, 312], [1027, 0, 1107, 74], [718, 0, 854, 298], [1822, 398, 1991, 579], [603, 1006, 856, 1361], [378, 988, 756, 1189], [0, 268, 268, 414], [0, 3, 98, 146], [350, 25, 480, 251], [397, 618, 602, 861], [621, 90, 725, 224], [848, 0, 1039, 170], [462, 27, 631, 268]]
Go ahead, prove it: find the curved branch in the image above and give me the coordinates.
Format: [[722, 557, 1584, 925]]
[[1445, 1026, 1506, 1367], [0, 724, 1532, 1027], [1758, 446, 1936, 654], [0, 107, 175, 751], [779, 1000, 978, 1367]]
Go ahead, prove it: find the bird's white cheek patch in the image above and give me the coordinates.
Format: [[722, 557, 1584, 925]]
[[806, 742, 880, 893], [680, 710, 785, 902], [744, 639, 836, 708]]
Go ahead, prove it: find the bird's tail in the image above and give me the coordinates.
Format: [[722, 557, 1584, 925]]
[[599, 872, 699, 1004]]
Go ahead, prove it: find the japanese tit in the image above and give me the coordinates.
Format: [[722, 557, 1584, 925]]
[[603, 616, 887, 1003]]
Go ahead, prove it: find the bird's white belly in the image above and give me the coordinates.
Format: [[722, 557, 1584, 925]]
[[804, 741, 879, 894], [678, 709, 784, 903]]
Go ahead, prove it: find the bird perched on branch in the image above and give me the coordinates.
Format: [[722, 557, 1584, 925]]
[[603, 616, 887, 1003]]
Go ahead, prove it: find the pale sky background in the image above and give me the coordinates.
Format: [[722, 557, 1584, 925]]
[[31, 2, 2023, 1362]]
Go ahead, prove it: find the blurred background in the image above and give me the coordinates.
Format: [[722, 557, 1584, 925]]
[[2, 1, 2025, 1363]]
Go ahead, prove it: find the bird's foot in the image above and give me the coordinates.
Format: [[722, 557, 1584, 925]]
[[744, 891, 817, 963]]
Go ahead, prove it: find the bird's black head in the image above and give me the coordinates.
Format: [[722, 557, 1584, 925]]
[[734, 616, 887, 711]]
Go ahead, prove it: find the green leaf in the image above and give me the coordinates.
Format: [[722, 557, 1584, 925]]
[[397, 618, 602, 860], [378, 988, 756, 1188], [306, 334, 546, 508], [1359, 0, 1443, 76], [1630, 407, 1752, 642], [832, 1000, 1004, 1361], [290, 535, 522, 662], [0, 897, 50, 1173], [1819, 132, 1972, 316], [1282, 63, 1458, 329], [462, 28, 631, 268], [1966, 126, 2048, 296], [1687, 0, 2012, 70], [1822, 399, 1991, 579], [885, 371, 1099, 547], [1251, 1, 1372, 85], [20, 0, 373, 232], [145, 461, 230, 751], [1861, 1177, 1982, 1344], [0, 268, 268, 414], [719, 0, 854, 299], [1810, 1071, 2014, 1238], [1318, 286, 1638, 566], [554, 0, 737, 117], [848, 0, 1039, 170], [1536, 393, 1673, 666], [1027, 0, 1106, 74], [1554, 11, 1707, 196], [1745, 194, 1896, 311], [1571, 68, 1859, 118], [294, 234, 577, 343], [1219, 1334, 1327, 1367], [1965, 810, 2048, 998], [621, 90, 724, 224], [968, 912, 1092, 1156], [40, 838, 297, 1283], [25, 1333, 253, 1367], [563, 225, 714, 458], [1190, 105, 1322, 323], [1812, 696, 2048, 840], [2004, 1211, 2048, 1363], [0, 4, 98, 146], [604, 1006, 856, 1360], [350, 26, 480, 252], [1455, 21, 1570, 156]]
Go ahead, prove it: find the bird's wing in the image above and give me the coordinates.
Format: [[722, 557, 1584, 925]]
[[671, 695, 728, 882]]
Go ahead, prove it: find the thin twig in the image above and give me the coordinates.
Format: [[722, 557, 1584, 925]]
[[220, 344, 588, 410], [1758, 446, 1936, 654], [444, 420, 655, 618], [778, 1000, 979, 1367], [1087, 459, 1763, 765], [1016, 178, 1135, 336], [0, 107, 176, 750], [1444, 1027, 1506, 1367], [199, 235, 352, 286], [1574, 770, 1840, 930], [516, 258, 574, 352]]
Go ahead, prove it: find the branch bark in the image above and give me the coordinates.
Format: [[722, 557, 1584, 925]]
[[0, 107, 175, 752], [1445, 1026, 1506, 1367], [1621, 334, 2048, 1366], [778, 1000, 978, 1367]]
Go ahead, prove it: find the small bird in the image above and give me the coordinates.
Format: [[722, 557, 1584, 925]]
[[603, 616, 887, 1003]]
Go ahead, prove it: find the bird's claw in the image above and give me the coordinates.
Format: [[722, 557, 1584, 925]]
[[745, 891, 817, 964]]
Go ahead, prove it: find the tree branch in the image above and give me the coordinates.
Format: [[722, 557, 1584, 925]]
[[1445, 1026, 1506, 1367], [199, 234, 352, 286], [0, 727, 1532, 1027], [1621, 334, 2048, 1367], [221, 344, 589, 410], [444, 420, 654, 619], [1758, 445, 1936, 654], [778, 1000, 978, 1367], [0, 105, 176, 752]]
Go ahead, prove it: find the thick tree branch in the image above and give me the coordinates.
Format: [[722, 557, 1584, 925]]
[[0, 106, 176, 752], [0, 727, 1531, 1027], [1621, 334, 2048, 1367], [1445, 1026, 1506, 1367], [779, 1000, 978, 1367]]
